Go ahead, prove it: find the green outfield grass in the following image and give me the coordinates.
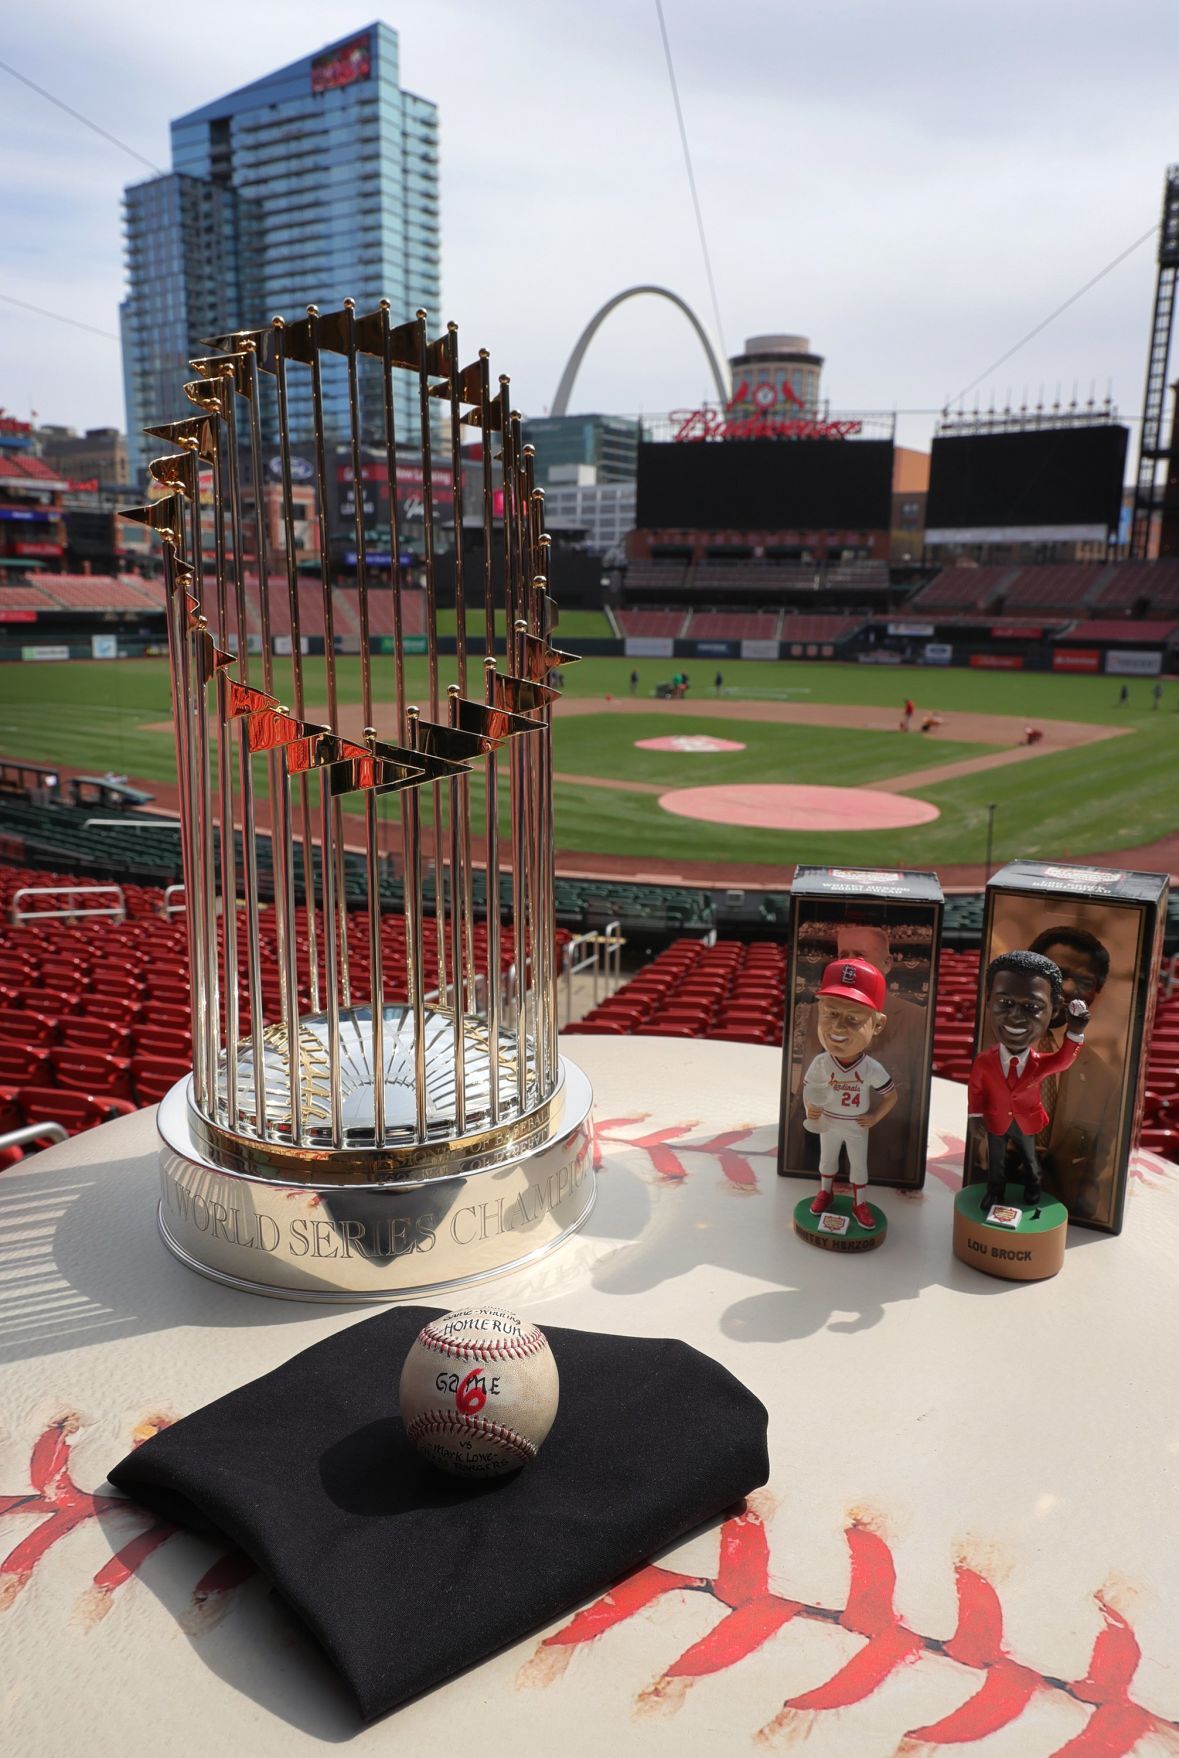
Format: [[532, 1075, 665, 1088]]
[[433, 606, 613, 640], [0, 656, 1175, 868]]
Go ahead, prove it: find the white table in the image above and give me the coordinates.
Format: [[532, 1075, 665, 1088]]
[[3, 1038, 1177, 1757]]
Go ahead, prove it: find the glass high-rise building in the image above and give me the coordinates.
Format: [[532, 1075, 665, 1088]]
[[121, 23, 440, 486]]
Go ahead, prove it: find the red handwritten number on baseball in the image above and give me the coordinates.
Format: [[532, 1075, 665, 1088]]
[[456, 1370, 487, 1415]]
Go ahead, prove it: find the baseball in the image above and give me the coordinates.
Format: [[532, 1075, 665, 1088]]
[[398, 1306, 559, 1478]]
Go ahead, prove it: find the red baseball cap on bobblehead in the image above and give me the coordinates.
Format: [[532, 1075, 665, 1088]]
[[816, 957, 887, 1012]]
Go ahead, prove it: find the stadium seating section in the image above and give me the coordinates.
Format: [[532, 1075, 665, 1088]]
[[1065, 619, 1179, 643], [3, 573, 433, 639], [914, 561, 1179, 620], [615, 609, 689, 637], [1, 870, 1177, 1166], [779, 614, 867, 643], [624, 561, 690, 595], [21, 573, 164, 611], [683, 610, 781, 640], [910, 566, 1014, 611], [1091, 561, 1179, 612]]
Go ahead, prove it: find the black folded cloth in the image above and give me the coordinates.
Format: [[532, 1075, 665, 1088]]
[[109, 1306, 769, 1721]]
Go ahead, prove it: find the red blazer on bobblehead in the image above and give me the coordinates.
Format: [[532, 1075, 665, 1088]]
[[967, 1038, 1082, 1137]]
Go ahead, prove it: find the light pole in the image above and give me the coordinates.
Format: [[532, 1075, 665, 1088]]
[[984, 802, 998, 881]]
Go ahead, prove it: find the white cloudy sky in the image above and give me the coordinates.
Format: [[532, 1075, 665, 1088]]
[[1, 0, 1176, 456]]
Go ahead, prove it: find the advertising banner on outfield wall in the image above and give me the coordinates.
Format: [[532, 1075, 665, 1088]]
[[888, 622, 935, 637], [693, 640, 739, 659], [1106, 649, 1164, 677], [1053, 648, 1101, 673], [21, 644, 69, 662], [923, 642, 953, 664], [741, 639, 780, 660], [625, 637, 675, 658], [91, 634, 118, 660], [970, 653, 1023, 669]]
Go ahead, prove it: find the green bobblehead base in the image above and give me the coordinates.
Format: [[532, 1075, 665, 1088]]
[[793, 1193, 887, 1254], [952, 1181, 1068, 1282]]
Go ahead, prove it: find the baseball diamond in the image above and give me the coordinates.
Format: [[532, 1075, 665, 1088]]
[[2, 655, 1175, 886]]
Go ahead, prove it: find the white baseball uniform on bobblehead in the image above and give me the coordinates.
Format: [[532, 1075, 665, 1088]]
[[803, 957, 897, 1231]]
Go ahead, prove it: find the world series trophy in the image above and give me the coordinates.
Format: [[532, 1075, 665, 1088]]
[[120, 300, 595, 1300]]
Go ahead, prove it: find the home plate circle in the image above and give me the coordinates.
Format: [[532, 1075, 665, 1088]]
[[657, 783, 940, 831], [635, 735, 747, 753]]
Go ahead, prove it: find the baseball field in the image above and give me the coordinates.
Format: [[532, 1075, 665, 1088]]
[[2, 652, 1176, 886]]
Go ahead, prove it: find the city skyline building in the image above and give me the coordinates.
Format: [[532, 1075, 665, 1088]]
[[727, 334, 824, 420], [121, 23, 440, 486], [521, 414, 640, 486]]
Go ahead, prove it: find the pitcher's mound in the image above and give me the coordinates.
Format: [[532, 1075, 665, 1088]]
[[657, 783, 940, 831], [635, 735, 746, 753]]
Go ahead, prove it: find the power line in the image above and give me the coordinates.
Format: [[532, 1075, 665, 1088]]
[[0, 290, 120, 342], [951, 222, 1159, 405], [654, 0, 727, 364], [0, 55, 165, 176]]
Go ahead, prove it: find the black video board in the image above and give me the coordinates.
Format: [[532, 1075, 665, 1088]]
[[635, 439, 895, 530], [927, 426, 1128, 530]]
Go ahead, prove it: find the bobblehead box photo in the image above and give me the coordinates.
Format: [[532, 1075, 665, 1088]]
[[778, 867, 944, 1191], [964, 860, 1170, 1235]]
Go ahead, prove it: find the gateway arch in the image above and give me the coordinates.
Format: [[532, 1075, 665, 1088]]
[[551, 285, 729, 415]]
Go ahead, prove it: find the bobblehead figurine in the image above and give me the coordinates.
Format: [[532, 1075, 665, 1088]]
[[953, 949, 1089, 1282], [794, 957, 897, 1251], [968, 950, 1090, 1212]]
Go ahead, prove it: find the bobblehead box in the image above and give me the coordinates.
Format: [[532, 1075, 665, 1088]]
[[778, 866, 943, 1191], [964, 859, 1170, 1234]]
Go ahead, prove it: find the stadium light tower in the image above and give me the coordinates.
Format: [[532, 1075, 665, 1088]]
[[1130, 165, 1179, 559]]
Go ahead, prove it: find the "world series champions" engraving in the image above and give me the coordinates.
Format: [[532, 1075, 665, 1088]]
[[160, 1136, 592, 1269]]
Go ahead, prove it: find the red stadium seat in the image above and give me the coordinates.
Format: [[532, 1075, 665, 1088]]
[[130, 1025, 191, 1059], [130, 1055, 191, 1104], [49, 1047, 134, 1100], [15, 1086, 135, 1136], [81, 995, 142, 1025], [709, 1026, 775, 1045], [17, 987, 78, 1016], [0, 1008, 59, 1047], [58, 1017, 133, 1056], [0, 1042, 51, 1085]]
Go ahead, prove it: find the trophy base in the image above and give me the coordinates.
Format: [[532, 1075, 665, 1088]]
[[155, 1058, 595, 1302], [952, 1182, 1067, 1282]]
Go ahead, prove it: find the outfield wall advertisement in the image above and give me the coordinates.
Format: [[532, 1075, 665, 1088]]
[[1106, 649, 1163, 677], [1053, 649, 1101, 672], [741, 639, 780, 660], [625, 637, 675, 659]]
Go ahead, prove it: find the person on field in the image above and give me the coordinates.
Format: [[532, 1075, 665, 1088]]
[[715, 671, 724, 696], [629, 669, 639, 695], [1118, 683, 1130, 706], [901, 697, 914, 731], [1153, 680, 1163, 709]]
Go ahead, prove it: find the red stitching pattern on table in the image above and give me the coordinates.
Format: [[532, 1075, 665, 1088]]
[[404, 1410, 536, 1461], [595, 1115, 970, 1194], [526, 1504, 1178, 1756], [417, 1322, 546, 1363], [1, 1415, 255, 1622]]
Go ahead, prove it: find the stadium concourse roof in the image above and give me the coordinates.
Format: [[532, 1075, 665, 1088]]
[[0, 454, 68, 490]]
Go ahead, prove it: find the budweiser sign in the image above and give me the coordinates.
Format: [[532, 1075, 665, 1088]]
[[671, 383, 863, 443]]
